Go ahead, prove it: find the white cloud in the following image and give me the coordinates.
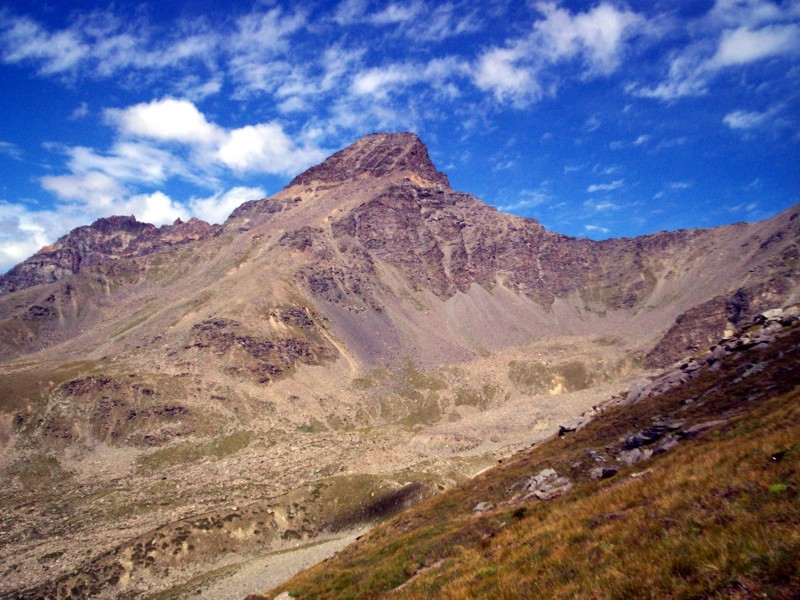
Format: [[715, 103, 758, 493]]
[[655, 136, 687, 150], [189, 186, 267, 224], [106, 97, 221, 145], [585, 224, 610, 234], [333, 0, 370, 25], [587, 179, 624, 193], [416, 3, 482, 42], [496, 185, 551, 213], [217, 123, 327, 175], [319, 46, 366, 93], [533, 1, 644, 75], [229, 8, 306, 54], [226, 7, 306, 95], [708, 0, 800, 28], [633, 134, 650, 146], [101, 98, 329, 178], [351, 64, 417, 97], [473, 44, 539, 104], [69, 102, 89, 120], [0, 15, 88, 74], [118, 191, 188, 225], [473, 2, 644, 106], [370, 2, 422, 25], [41, 170, 127, 210], [710, 24, 800, 67], [0, 11, 218, 80], [349, 57, 467, 101], [65, 143, 182, 184], [178, 76, 223, 102], [0, 202, 72, 272], [631, 3, 800, 100], [331, 0, 480, 41], [669, 181, 693, 189], [585, 115, 601, 132]]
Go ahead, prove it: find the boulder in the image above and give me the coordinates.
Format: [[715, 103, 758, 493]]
[[521, 469, 572, 501], [589, 467, 617, 481]]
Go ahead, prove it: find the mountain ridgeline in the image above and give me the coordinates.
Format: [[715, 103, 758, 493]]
[[2, 132, 798, 367]]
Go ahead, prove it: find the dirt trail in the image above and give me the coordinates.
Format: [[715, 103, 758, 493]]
[[179, 529, 367, 600]]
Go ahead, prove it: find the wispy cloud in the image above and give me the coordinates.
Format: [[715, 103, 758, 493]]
[[723, 107, 777, 130], [332, 0, 481, 41], [587, 179, 624, 193], [0, 141, 22, 160], [669, 181, 693, 190], [584, 199, 621, 212], [629, 1, 800, 100], [69, 102, 89, 120], [496, 183, 552, 213]]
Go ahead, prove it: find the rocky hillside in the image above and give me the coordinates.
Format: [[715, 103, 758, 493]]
[[0, 216, 221, 295], [2, 133, 797, 366], [260, 307, 800, 599], [0, 132, 798, 598]]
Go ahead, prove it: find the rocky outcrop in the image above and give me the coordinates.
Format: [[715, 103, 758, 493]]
[[184, 312, 338, 383], [0, 216, 221, 294], [287, 132, 450, 189], [519, 468, 572, 501], [646, 279, 799, 367], [500, 304, 800, 508], [632, 305, 800, 404]]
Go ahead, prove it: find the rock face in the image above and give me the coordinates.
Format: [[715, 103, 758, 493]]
[[288, 132, 450, 188], [0, 216, 221, 294], [1, 133, 798, 367]]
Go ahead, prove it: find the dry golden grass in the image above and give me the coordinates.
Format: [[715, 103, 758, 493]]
[[261, 329, 800, 600]]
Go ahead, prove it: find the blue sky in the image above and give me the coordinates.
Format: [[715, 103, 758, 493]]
[[1, 0, 799, 272]]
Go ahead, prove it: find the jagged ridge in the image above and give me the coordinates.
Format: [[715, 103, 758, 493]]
[[0, 216, 220, 294]]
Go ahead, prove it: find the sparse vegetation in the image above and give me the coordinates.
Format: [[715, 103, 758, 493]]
[[508, 358, 595, 394], [263, 327, 800, 599], [136, 431, 256, 474]]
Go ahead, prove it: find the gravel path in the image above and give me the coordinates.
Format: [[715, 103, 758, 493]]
[[189, 530, 368, 600]]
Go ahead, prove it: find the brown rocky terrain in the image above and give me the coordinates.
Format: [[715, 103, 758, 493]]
[[0, 132, 798, 598], [0, 216, 221, 295], [261, 305, 800, 599]]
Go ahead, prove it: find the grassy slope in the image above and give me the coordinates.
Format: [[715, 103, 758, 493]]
[[258, 325, 800, 599]]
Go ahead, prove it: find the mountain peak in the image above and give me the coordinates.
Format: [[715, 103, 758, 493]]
[[287, 132, 450, 189]]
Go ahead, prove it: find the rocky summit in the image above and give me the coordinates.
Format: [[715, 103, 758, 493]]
[[0, 133, 798, 599]]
